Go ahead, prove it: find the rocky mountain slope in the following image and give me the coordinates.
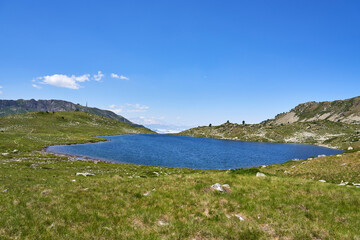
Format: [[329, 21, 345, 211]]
[[0, 99, 144, 127], [179, 96, 360, 150], [266, 96, 360, 125]]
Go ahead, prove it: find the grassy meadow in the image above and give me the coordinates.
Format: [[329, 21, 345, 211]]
[[0, 112, 360, 239]]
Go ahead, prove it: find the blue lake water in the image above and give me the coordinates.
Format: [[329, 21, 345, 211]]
[[47, 134, 342, 169]]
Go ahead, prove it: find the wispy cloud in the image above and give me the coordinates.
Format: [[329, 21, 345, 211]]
[[0, 85, 2, 94], [108, 104, 123, 114], [125, 103, 149, 112], [111, 73, 129, 80], [108, 103, 149, 114], [130, 116, 164, 125], [36, 74, 90, 89], [32, 84, 42, 89], [93, 71, 104, 81]]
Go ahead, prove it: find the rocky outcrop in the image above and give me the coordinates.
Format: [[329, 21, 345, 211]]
[[266, 96, 360, 125]]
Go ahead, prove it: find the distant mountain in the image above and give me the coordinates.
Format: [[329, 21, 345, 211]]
[[0, 99, 144, 128], [265, 96, 360, 125]]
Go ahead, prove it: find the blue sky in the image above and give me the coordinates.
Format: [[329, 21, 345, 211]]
[[0, 1, 359, 131]]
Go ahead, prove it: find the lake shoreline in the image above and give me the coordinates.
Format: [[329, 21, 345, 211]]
[[43, 134, 343, 170]]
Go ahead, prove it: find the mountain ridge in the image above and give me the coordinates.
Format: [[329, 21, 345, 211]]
[[179, 96, 360, 150], [0, 99, 144, 128], [265, 96, 360, 125]]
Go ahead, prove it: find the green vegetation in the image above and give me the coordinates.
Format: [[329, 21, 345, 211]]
[[0, 111, 154, 152], [0, 99, 144, 127], [0, 112, 360, 239], [179, 120, 360, 150]]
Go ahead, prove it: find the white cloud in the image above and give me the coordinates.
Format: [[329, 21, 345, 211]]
[[111, 73, 129, 80], [93, 71, 104, 81], [0, 85, 2, 94], [131, 116, 164, 125], [37, 74, 90, 89], [125, 103, 149, 112], [32, 84, 42, 89], [108, 103, 149, 114]]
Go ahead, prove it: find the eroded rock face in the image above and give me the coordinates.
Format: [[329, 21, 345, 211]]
[[268, 96, 360, 125]]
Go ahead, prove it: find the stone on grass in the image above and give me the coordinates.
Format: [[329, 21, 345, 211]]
[[348, 146, 353, 151], [3, 189, 8, 192], [256, 172, 266, 177], [336, 154, 342, 157], [318, 180, 326, 183], [235, 213, 245, 221], [76, 172, 95, 177], [143, 191, 151, 196], [339, 180, 348, 186], [318, 154, 326, 158], [157, 220, 169, 226], [1, 153, 9, 156], [12, 149, 18, 153], [211, 183, 224, 192]]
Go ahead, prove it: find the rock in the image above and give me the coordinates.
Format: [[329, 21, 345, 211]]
[[71, 179, 76, 182], [336, 154, 342, 157], [261, 165, 267, 168], [339, 180, 348, 186], [76, 172, 95, 177], [211, 183, 224, 192], [318, 154, 326, 158], [307, 158, 313, 160], [157, 220, 169, 226], [12, 149, 18, 153], [284, 170, 289, 174], [256, 172, 266, 177], [41, 190, 51, 195], [235, 213, 245, 221], [353, 183, 360, 186], [347, 146, 353, 151], [143, 191, 151, 196], [1, 153, 9, 156], [3, 189, 8, 192], [340, 163, 347, 166], [291, 166, 296, 169], [221, 184, 231, 192], [153, 172, 159, 176], [318, 180, 326, 183]]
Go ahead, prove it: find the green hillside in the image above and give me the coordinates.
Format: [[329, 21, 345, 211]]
[[0, 99, 145, 128], [0, 111, 154, 152], [179, 120, 360, 150]]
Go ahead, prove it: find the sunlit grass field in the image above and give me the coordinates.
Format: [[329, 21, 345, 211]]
[[0, 112, 359, 239]]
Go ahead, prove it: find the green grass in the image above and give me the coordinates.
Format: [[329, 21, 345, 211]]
[[0, 111, 154, 152], [1, 112, 360, 239]]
